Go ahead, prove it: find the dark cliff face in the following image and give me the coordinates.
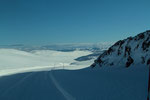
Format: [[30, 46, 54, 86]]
[[91, 30, 150, 68]]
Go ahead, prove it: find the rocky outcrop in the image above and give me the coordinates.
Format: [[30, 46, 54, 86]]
[[91, 30, 150, 68]]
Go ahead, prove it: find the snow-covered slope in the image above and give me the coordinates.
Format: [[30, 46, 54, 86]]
[[0, 67, 148, 100], [91, 30, 150, 68], [0, 49, 93, 76]]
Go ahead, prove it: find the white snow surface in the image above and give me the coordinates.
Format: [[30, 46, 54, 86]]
[[0, 65, 148, 100], [0, 49, 93, 76]]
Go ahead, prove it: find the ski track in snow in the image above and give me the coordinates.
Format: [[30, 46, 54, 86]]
[[1, 73, 34, 97], [48, 71, 76, 100]]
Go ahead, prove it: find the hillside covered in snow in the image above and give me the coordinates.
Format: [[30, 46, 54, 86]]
[[0, 49, 94, 76], [0, 43, 112, 76], [91, 30, 150, 68]]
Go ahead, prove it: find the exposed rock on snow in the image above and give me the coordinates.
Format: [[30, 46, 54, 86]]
[[91, 30, 150, 68]]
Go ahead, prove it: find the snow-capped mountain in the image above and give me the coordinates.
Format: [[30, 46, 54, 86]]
[[91, 30, 150, 68]]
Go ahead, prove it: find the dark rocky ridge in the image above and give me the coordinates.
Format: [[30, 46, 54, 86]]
[[91, 30, 150, 68]]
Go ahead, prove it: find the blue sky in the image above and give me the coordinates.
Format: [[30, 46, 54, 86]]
[[0, 0, 150, 45]]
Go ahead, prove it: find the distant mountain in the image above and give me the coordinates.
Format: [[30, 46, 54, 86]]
[[0, 43, 112, 52], [91, 30, 150, 68]]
